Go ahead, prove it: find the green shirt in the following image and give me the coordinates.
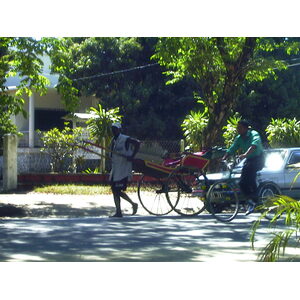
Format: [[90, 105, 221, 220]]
[[227, 129, 263, 158]]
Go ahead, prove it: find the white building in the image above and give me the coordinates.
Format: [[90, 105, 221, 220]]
[[3, 56, 101, 174], [5, 55, 99, 148]]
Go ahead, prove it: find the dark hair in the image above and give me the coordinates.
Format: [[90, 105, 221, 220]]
[[238, 119, 251, 128]]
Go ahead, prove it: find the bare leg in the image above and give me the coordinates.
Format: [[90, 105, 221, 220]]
[[120, 191, 138, 215], [112, 189, 122, 216], [119, 191, 134, 205]]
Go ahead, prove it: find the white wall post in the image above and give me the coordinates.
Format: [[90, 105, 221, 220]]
[[3, 134, 18, 191], [100, 137, 106, 173], [180, 139, 185, 152], [29, 93, 35, 148]]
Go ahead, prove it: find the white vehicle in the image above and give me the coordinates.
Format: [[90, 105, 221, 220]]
[[206, 148, 300, 200]]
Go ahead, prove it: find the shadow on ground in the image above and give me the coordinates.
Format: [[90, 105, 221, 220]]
[[0, 214, 280, 262], [0, 202, 115, 218]]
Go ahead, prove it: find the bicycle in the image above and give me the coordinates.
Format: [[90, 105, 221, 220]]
[[205, 157, 282, 222], [205, 158, 241, 222]]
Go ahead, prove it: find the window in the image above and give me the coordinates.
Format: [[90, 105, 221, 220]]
[[35, 109, 68, 131], [288, 151, 300, 165]]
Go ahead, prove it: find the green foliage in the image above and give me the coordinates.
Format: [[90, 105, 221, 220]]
[[86, 104, 122, 147], [236, 38, 300, 136], [38, 124, 84, 173], [83, 167, 100, 174], [0, 37, 56, 141], [266, 118, 300, 147], [181, 109, 208, 151], [48, 37, 142, 112], [251, 195, 300, 261], [153, 37, 300, 146], [222, 113, 241, 147], [49, 37, 196, 139]]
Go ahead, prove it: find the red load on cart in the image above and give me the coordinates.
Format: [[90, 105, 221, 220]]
[[133, 151, 210, 178]]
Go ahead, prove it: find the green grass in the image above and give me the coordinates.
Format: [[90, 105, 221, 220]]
[[32, 184, 137, 195]]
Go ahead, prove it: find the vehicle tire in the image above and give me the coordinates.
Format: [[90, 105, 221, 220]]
[[206, 180, 240, 222], [165, 167, 207, 216], [137, 175, 175, 216], [258, 182, 281, 220]]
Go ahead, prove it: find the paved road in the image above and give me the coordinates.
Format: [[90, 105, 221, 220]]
[[0, 212, 286, 262], [1, 192, 299, 262]]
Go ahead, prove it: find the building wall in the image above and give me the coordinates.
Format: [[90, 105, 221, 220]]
[[13, 89, 99, 132]]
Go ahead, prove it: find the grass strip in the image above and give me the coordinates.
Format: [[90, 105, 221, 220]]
[[33, 184, 137, 195]]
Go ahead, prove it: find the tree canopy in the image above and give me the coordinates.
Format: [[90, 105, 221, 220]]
[[49, 37, 197, 139], [152, 37, 300, 147], [237, 38, 300, 138], [2, 37, 300, 148], [0, 37, 52, 143]]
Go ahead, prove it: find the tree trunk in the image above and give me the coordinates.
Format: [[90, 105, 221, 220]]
[[202, 37, 257, 148]]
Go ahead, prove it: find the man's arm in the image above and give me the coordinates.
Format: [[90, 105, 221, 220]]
[[239, 145, 257, 160], [222, 136, 240, 160], [125, 137, 140, 161]]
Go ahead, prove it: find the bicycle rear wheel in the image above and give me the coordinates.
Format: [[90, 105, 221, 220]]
[[137, 175, 176, 215], [166, 167, 207, 216], [206, 180, 240, 222]]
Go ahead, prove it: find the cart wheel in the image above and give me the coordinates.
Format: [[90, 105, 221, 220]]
[[166, 167, 206, 216], [137, 175, 175, 216], [206, 180, 240, 222]]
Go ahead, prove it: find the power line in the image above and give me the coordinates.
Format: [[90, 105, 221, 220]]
[[45, 58, 300, 82], [273, 61, 300, 70], [72, 63, 159, 82]]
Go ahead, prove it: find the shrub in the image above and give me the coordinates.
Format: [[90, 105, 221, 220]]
[[38, 124, 84, 173], [266, 118, 300, 147], [222, 113, 241, 148], [181, 110, 208, 151]]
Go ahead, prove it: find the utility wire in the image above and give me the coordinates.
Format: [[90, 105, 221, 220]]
[[42, 58, 300, 81], [72, 63, 160, 82], [69, 59, 300, 82]]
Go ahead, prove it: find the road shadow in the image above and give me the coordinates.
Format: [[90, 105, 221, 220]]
[[0, 214, 280, 262], [0, 202, 115, 218]]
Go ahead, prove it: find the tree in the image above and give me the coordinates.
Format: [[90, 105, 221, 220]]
[[87, 104, 122, 147], [49, 37, 197, 139], [152, 37, 299, 148], [86, 104, 123, 173], [0, 37, 54, 146], [237, 38, 300, 136]]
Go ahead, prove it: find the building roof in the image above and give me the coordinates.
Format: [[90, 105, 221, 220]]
[[4, 55, 59, 90], [63, 113, 96, 121]]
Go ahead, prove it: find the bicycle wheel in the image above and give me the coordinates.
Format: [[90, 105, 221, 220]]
[[206, 180, 240, 222], [137, 175, 176, 215], [166, 167, 207, 216]]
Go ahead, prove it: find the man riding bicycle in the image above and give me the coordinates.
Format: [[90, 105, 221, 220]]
[[222, 120, 265, 215]]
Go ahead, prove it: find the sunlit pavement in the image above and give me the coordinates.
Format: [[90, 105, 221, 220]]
[[0, 212, 287, 262]]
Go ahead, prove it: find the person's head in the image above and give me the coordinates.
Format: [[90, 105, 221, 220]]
[[111, 122, 122, 137], [237, 119, 251, 136]]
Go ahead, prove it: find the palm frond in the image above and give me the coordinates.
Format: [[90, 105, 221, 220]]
[[251, 195, 300, 261], [258, 229, 296, 262]]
